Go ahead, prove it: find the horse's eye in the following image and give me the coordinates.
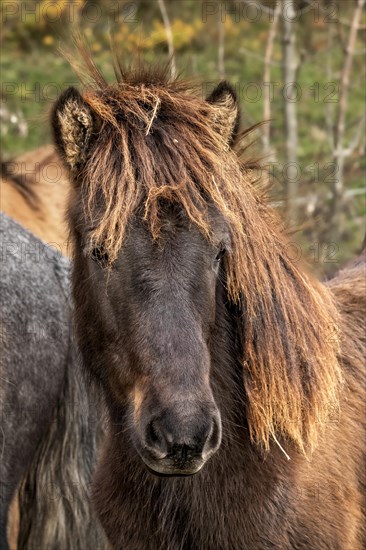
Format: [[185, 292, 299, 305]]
[[91, 246, 109, 266], [215, 247, 226, 262]]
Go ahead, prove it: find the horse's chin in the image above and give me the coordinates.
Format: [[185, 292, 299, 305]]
[[142, 458, 205, 477]]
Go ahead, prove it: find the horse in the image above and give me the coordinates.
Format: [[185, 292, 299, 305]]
[[51, 60, 365, 549], [0, 145, 70, 256], [0, 213, 107, 549], [1, 146, 75, 548]]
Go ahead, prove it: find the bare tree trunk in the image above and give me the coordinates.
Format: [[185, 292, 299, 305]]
[[326, 22, 335, 151], [330, 0, 365, 240], [218, 13, 225, 79], [281, 0, 299, 224], [157, 0, 177, 80], [263, 0, 281, 161]]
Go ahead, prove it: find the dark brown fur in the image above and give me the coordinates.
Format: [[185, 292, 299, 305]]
[[52, 55, 365, 549]]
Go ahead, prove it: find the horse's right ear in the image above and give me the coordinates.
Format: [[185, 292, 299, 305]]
[[206, 82, 240, 147], [52, 87, 95, 171]]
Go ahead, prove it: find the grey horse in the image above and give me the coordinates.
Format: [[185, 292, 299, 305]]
[[0, 212, 106, 549]]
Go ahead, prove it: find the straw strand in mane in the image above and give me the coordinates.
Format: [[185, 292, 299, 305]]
[[54, 59, 343, 454]]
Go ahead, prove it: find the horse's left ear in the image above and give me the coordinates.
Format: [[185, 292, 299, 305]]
[[52, 86, 96, 172], [206, 82, 240, 146]]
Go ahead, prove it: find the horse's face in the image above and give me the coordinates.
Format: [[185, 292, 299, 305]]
[[89, 208, 229, 475], [52, 77, 240, 476]]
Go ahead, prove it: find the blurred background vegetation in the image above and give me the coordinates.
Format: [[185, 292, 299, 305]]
[[1, 0, 365, 275]]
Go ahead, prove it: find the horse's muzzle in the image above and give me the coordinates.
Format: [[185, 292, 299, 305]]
[[138, 407, 222, 475]]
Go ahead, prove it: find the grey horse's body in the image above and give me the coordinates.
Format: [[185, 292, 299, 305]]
[[0, 213, 106, 549]]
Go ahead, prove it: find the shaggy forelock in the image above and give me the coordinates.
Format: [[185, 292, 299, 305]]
[[80, 76, 244, 270]]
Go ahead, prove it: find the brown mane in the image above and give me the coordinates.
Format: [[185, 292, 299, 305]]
[[56, 55, 343, 454]]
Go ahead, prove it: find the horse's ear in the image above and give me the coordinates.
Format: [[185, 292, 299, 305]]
[[206, 82, 240, 146], [52, 87, 95, 171]]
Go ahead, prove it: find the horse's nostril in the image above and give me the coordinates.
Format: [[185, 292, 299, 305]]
[[202, 414, 222, 459], [148, 420, 160, 443], [145, 419, 168, 458], [209, 416, 221, 448]]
